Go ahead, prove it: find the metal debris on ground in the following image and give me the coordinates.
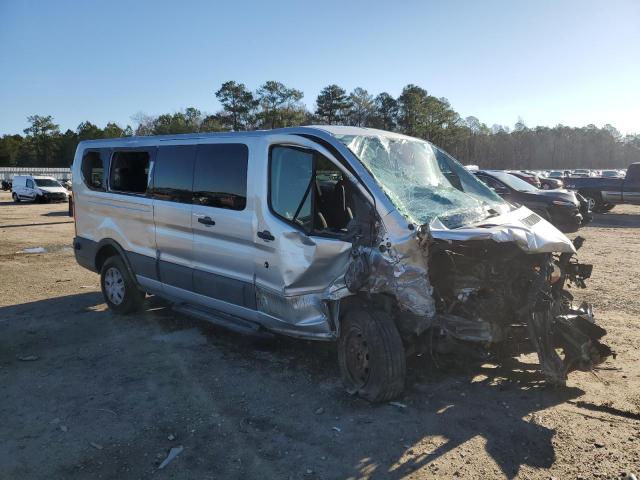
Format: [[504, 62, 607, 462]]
[[158, 446, 184, 469], [389, 401, 407, 409], [22, 247, 47, 254], [90, 442, 103, 450], [17, 355, 39, 361]]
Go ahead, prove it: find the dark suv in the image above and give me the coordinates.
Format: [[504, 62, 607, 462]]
[[475, 170, 591, 233]]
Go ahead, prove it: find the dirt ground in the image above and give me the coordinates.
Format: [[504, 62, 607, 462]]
[[1, 190, 639, 480]]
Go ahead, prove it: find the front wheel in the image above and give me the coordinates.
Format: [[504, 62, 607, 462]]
[[338, 308, 406, 402], [600, 204, 615, 213], [12, 193, 20, 203], [100, 256, 144, 314], [581, 192, 605, 213]]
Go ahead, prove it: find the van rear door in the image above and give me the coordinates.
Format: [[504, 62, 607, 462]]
[[151, 144, 197, 296]]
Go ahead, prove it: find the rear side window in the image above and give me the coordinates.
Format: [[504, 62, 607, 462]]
[[110, 151, 151, 194], [81, 150, 107, 191], [153, 145, 196, 203], [193, 144, 248, 210]]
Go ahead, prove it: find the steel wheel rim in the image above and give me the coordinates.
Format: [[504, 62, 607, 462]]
[[104, 267, 125, 305], [344, 327, 370, 387], [585, 197, 596, 211]]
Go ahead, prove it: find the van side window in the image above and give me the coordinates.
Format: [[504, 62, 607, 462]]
[[153, 145, 196, 203], [81, 150, 107, 191], [193, 144, 248, 211], [270, 146, 314, 230], [270, 146, 363, 235], [26, 179, 34, 189], [110, 151, 150, 194]]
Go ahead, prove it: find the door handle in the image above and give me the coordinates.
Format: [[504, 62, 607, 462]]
[[197, 216, 216, 226], [257, 230, 275, 241]]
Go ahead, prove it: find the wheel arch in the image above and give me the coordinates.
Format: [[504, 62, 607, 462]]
[[94, 239, 139, 287]]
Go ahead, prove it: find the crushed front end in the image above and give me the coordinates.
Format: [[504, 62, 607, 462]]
[[425, 232, 614, 385]]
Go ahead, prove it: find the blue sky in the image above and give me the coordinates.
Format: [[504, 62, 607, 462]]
[[1, 0, 638, 135]]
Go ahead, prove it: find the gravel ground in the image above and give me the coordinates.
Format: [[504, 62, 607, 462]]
[[1, 191, 639, 479]]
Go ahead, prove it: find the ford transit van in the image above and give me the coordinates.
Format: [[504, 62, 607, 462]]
[[71, 126, 612, 401]]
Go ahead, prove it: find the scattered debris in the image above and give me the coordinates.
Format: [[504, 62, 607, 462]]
[[314, 407, 324, 415], [332, 426, 341, 433], [60, 425, 68, 432], [158, 446, 184, 469], [90, 442, 103, 450], [167, 434, 176, 441], [22, 247, 46, 254], [17, 355, 39, 361], [389, 401, 407, 409]]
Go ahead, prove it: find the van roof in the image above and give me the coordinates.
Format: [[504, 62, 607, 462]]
[[76, 125, 418, 148]]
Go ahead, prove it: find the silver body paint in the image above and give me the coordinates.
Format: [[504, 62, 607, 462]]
[[72, 126, 576, 341]]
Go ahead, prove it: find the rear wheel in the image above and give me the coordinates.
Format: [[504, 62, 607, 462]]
[[100, 255, 144, 314], [338, 308, 406, 402], [12, 192, 20, 203]]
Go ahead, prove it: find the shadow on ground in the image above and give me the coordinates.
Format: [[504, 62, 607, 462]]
[[1, 292, 589, 479]]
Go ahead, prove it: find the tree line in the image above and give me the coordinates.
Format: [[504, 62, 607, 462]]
[[1, 80, 638, 169]]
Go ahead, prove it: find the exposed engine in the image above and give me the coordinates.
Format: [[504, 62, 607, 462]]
[[427, 235, 614, 385]]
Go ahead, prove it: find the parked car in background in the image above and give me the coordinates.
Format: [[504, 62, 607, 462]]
[[571, 169, 595, 178], [510, 171, 542, 188], [539, 176, 563, 190], [474, 170, 591, 233], [601, 169, 624, 178], [11, 175, 69, 203], [548, 170, 566, 180], [564, 162, 640, 213]]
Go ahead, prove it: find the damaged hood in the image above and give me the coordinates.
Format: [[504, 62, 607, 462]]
[[428, 206, 576, 254]]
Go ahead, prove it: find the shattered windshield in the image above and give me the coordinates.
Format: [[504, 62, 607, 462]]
[[335, 133, 508, 228]]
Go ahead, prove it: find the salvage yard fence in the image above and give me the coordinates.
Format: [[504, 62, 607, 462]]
[[0, 167, 72, 181]]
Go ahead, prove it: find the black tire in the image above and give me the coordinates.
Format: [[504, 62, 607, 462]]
[[100, 255, 144, 314], [338, 308, 406, 402], [12, 192, 20, 203], [581, 191, 605, 213], [600, 204, 615, 213]]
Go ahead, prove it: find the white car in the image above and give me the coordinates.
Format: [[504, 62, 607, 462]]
[[11, 175, 69, 203]]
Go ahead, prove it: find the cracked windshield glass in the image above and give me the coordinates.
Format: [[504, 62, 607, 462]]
[[336, 133, 508, 228]]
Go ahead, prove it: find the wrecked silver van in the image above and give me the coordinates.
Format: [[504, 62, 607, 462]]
[[71, 126, 612, 402]]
